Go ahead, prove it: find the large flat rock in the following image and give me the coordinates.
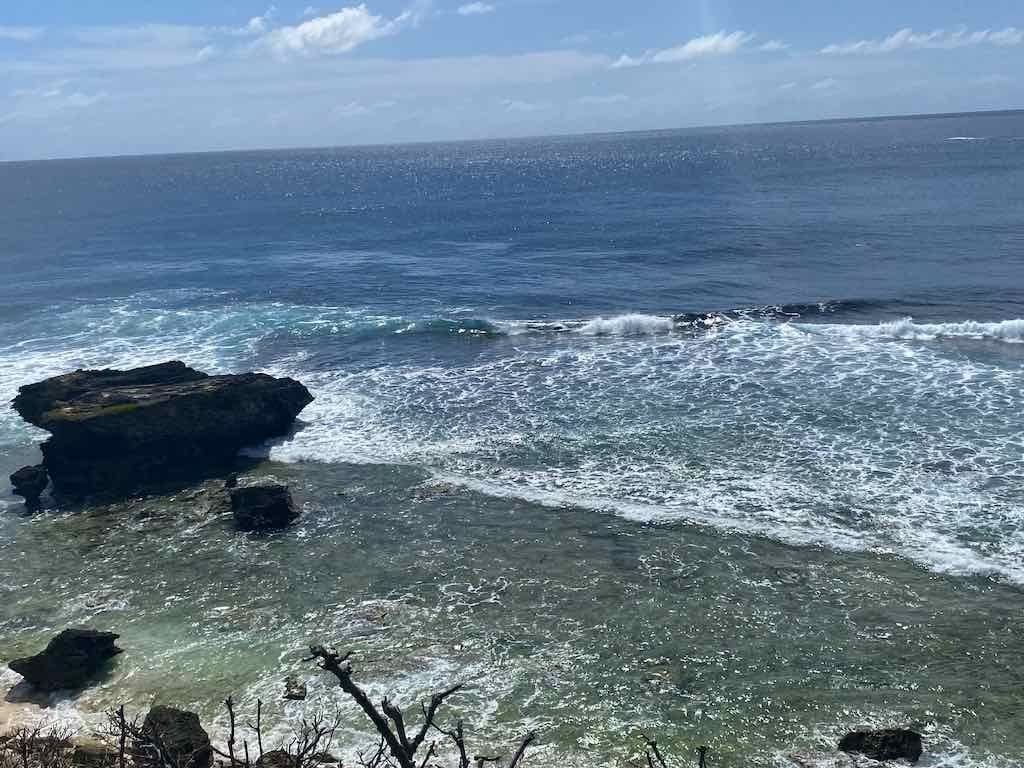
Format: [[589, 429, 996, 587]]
[[12, 361, 313, 498]]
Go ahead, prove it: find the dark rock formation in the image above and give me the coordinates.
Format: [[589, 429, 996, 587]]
[[11, 361, 312, 498], [8, 628, 122, 692], [142, 706, 213, 768], [283, 674, 307, 701], [230, 479, 299, 531], [839, 729, 923, 763], [10, 464, 48, 507], [254, 750, 293, 768]]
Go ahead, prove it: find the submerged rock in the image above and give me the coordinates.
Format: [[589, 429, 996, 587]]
[[8, 628, 122, 692], [283, 674, 307, 701], [230, 479, 298, 531], [11, 361, 313, 498], [839, 729, 923, 763], [9, 464, 48, 507], [142, 706, 212, 768]]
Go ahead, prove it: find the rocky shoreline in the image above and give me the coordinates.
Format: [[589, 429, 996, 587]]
[[0, 363, 943, 767], [2, 629, 927, 768]]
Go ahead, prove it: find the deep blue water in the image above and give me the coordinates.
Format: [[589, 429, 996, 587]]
[[2, 111, 1024, 579]]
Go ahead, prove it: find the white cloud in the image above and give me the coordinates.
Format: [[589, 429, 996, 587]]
[[239, 7, 278, 36], [611, 30, 754, 68], [263, 4, 419, 55], [811, 77, 838, 90], [651, 30, 754, 62], [610, 54, 641, 69], [0, 26, 44, 42], [822, 26, 1024, 55], [331, 99, 396, 117], [457, 2, 495, 15], [303, 6, 320, 17], [760, 40, 788, 52]]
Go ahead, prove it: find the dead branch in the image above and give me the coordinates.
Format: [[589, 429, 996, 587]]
[[507, 733, 536, 768], [642, 736, 667, 768]]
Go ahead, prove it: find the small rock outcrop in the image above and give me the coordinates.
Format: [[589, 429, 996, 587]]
[[283, 674, 307, 701], [839, 729, 923, 763], [72, 741, 118, 768], [254, 750, 293, 768], [8, 628, 122, 692], [11, 361, 313, 498], [142, 706, 213, 768], [10, 464, 48, 508], [231, 479, 299, 531]]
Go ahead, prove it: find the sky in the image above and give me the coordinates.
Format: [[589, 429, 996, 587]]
[[1, 0, 1023, 159]]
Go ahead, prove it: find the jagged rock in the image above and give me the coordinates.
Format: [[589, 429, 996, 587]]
[[255, 750, 293, 768], [142, 706, 212, 768], [839, 729, 923, 763], [10, 464, 48, 507], [8, 628, 122, 692], [230, 479, 298, 531], [11, 361, 312, 498], [283, 675, 307, 701]]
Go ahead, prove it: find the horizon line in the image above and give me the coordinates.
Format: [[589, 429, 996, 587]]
[[3, 106, 1022, 165]]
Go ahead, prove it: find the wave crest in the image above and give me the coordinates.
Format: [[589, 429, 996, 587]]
[[842, 317, 1024, 343], [576, 314, 674, 336]]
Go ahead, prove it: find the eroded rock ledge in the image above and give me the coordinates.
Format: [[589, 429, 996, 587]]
[[11, 361, 313, 499]]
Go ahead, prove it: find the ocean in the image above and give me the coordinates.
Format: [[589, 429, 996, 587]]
[[1, 111, 1023, 766]]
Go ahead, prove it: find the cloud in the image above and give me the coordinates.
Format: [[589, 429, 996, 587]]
[[822, 26, 1024, 55], [6, 82, 107, 124], [71, 24, 209, 47], [238, 7, 278, 36], [457, 2, 495, 15], [0, 26, 44, 42], [811, 77, 838, 90], [263, 3, 421, 55], [331, 99, 396, 117], [611, 30, 754, 68], [759, 40, 788, 52], [502, 98, 541, 112], [576, 93, 629, 106]]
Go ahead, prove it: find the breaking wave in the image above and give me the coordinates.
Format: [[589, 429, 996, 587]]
[[832, 317, 1024, 342]]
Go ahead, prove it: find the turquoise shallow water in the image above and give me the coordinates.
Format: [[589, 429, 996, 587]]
[[1, 463, 1022, 766], [1, 112, 1024, 765]]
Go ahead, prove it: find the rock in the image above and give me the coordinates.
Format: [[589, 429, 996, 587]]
[[72, 741, 118, 768], [283, 675, 307, 701], [8, 628, 122, 692], [839, 729, 923, 763], [11, 361, 313, 498], [9, 464, 48, 507], [142, 706, 212, 768], [255, 750, 294, 768], [230, 479, 298, 531]]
